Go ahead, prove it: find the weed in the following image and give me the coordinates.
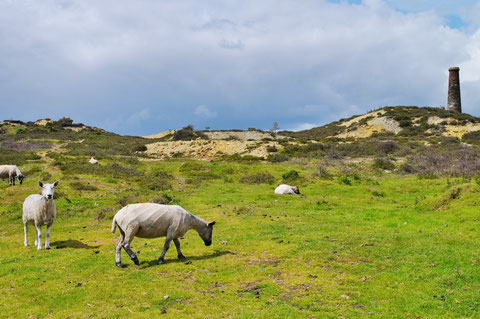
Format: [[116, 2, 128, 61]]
[[338, 175, 352, 185], [239, 172, 275, 184], [372, 158, 395, 170], [282, 170, 299, 181], [70, 181, 98, 191]]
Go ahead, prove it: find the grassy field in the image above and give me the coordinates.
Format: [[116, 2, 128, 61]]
[[1, 153, 480, 318]]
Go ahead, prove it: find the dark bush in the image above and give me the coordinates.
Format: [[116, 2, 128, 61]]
[[282, 170, 299, 181], [372, 158, 395, 170], [266, 146, 278, 152], [313, 164, 331, 179], [152, 193, 175, 204], [145, 177, 172, 191], [132, 145, 147, 152], [375, 140, 398, 155], [462, 131, 480, 144], [338, 175, 352, 185], [239, 173, 275, 185], [172, 125, 197, 141]]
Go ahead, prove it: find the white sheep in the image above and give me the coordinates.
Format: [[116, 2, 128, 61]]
[[23, 181, 59, 250], [89, 157, 99, 164], [274, 184, 301, 195], [0, 165, 25, 186], [111, 203, 216, 267]]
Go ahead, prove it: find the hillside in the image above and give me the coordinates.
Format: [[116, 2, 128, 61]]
[[3, 106, 480, 164], [288, 106, 480, 140]]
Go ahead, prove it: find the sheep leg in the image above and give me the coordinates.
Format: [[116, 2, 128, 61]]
[[122, 231, 139, 266], [115, 228, 125, 267], [173, 238, 185, 259], [158, 238, 172, 264], [45, 224, 52, 250], [123, 244, 139, 266], [24, 223, 28, 247], [35, 225, 42, 250], [34, 228, 38, 246]]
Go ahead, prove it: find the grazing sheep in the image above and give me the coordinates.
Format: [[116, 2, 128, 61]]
[[89, 157, 99, 164], [23, 181, 59, 250], [111, 203, 216, 267], [0, 165, 25, 186], [274, 184, 300, 195]]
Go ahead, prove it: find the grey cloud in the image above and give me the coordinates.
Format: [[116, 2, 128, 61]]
[[0, 0, 479, 135]]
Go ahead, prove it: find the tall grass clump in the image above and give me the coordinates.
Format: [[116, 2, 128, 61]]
[[239, 172, 275, 184]]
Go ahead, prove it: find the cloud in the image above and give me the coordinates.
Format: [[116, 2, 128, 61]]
[[194, 105, 218, 119], [287, 122, 317, 132], [0, 1, 479, 135]]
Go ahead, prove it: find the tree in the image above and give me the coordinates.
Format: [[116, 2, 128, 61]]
[[271, 121, 279, 138]]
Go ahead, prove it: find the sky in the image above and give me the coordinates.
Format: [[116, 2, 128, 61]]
[[1, 0, 480, 136]]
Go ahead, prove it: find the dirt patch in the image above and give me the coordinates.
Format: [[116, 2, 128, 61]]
[[146, 140, 282, 160], [336, 116, 401, 138]]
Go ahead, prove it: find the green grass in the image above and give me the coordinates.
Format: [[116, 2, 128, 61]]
[[1, 155, 480, 318]]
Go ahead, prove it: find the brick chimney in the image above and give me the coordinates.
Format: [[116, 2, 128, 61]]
[[447, 67, 461, 113]]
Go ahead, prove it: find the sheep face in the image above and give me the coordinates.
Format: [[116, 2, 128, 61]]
[[18, 175, 25, 184], [292, 186, 300, 194], [38, 180, 59, 200], [199, 221, 216, 246]]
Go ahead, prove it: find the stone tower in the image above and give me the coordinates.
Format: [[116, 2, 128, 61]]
[[447, 67, 461, 113]]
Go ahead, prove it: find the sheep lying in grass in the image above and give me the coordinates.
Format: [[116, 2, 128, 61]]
[[89, 157, 99, 164], [0, 165, 25, 186], [275, 184, 301, 195], [112, 203, 215, 267], [23, 181, 59, 250]]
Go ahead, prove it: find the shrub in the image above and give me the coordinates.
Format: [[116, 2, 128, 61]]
[[372, 158, 395, 170], [239, 173, 275, 185], [462, 131, 480, 144], [372, 190, 385, 197], [70, 181, 98, 191], [172, 125, 208, 141], [266, 146, 278, 152], [338, 175, 352, 185], [152, 193, 175, 204], [145, 177, 172, 191], [313, 164, 331, 179], [132, 145, 147, 152], [398, 163, 417, 174], [282, 170, 299, 181], [94, 207, 115, 220], [267, 154, 289, 163], [222, 154, 263, 162]]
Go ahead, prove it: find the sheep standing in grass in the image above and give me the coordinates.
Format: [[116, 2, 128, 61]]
[[112, 203, 215, 267], [275, 184, 301, 195], [23, 181, 59, 250], [0, 165, 25, 186]]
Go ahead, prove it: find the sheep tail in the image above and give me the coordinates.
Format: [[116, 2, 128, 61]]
[[111, 217, 117, 234]]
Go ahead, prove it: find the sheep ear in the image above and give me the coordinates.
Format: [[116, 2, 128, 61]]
[[207, 221, 216, 227], [53, 181, 59, 187], [38, 180, 44, 187]]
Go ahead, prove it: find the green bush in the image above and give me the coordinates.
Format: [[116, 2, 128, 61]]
[[372, 158, 395, 170], [282, 170, 299, 181], [267, 154, 289, 163], [338, 175, 352, 185], [239, 173, 275, 185]]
